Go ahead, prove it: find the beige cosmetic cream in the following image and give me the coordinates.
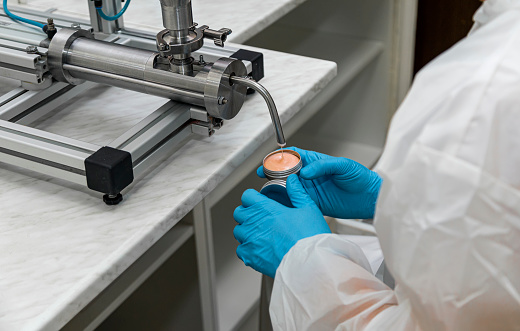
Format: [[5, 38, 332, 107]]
[[262, 149, 302, 180]]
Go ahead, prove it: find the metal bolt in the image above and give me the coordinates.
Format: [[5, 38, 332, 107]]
[[217, 97, 228, 105], [71, 23, 81, 29], [47, 18, 56, 31], [158, 43, 167, 51], [199, 55, 206, 65], [25, 45, 38, 54]]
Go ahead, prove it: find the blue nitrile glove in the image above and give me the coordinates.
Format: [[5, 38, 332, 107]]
[[257, 147, 382, 219], [233, 174, 331, 278]]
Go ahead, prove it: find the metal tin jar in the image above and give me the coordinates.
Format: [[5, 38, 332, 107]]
[[262, 149, 302, 180], [260, 149, 302, 207]]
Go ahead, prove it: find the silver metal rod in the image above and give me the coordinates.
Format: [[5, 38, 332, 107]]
[[0, 43, 42, 69], [0, 151, 86, 185], [133, 125, 192, 178], [63, 64, 205, 106], [0, 120, 98, 171], [108, 101, 192, 161], [0, 82, 69, 122], [88, 0, 124, 34], [229, 76, 286, 147], [0, 119, 99, 153], [16, 82, 97, 125]]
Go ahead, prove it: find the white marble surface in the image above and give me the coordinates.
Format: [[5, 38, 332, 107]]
[[8, 0, 306, 43], [0, 35, 337, 331]]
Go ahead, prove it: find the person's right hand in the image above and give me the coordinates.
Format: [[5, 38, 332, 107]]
[[257, 147, 382, 219]]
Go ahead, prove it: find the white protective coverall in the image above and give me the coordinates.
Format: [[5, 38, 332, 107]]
[[270, 1, 520, 330]]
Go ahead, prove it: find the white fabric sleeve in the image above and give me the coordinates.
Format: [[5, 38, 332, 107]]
[[269, 234, 402, 331]]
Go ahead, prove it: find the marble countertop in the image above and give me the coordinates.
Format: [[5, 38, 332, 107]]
[[8, 0, 306, 44], [0, 22, 337, 331]]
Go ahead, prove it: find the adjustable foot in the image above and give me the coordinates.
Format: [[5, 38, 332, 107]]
[[103, 193, 123, 205]]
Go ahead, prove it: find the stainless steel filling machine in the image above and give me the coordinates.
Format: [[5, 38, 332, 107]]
[[0, 0, 285, 204]]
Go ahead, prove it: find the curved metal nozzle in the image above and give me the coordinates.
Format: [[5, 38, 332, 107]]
[[229, 76, 286, 147]]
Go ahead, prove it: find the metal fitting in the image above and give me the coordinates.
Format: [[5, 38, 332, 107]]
[[200, 26, 232, 47], [158, 43, 169, 52], [25, 45, 38, 54], [47, 18, 56, 31], [217, 97, 228, 105]]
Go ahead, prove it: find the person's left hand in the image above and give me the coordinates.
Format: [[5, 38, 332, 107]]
[[233, 174, 331, 278]]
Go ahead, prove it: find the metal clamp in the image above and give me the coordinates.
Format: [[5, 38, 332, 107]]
[[156, 25, 233, 57], [156, 28, 204, 57], [199, 25, 232, 48]]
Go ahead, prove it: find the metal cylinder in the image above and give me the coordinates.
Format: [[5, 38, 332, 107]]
[[48, 28, 248, 120], [66, 37, 155, 80], [160, 0, 194, 34], [170, 53, 194, 76], [65, 36, 206, 91]]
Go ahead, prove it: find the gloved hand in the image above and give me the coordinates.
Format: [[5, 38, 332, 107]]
[[258, 147, 382, 219], [233, 174, 331, 278]]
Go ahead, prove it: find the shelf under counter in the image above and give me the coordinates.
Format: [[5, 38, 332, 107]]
[[246, 24, 385, 98]]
